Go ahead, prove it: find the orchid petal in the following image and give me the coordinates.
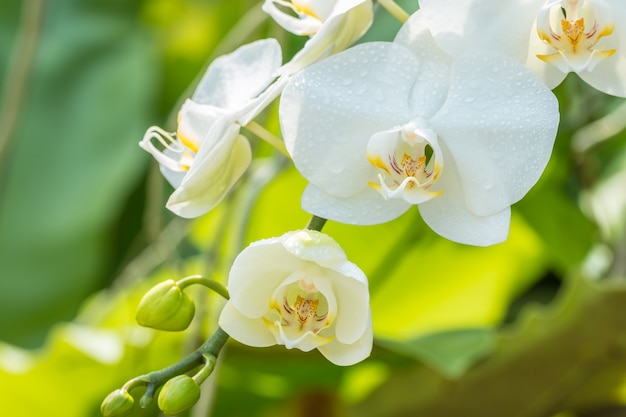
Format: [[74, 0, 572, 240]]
[[430, 50, 558, 217], [274, 323, 332, 351], [262, 0, 322, 35], [301, 183, 411, 225], [310, 0, 373, 55], [228, 240, 304, 318], [394, 9, 454, 118], [236, 74, 290, 126], [218, 302, 276, 347], [418, 0, 545, 63], [418, 154, 511, 246], [326, 268, 369, 344], [306, 273, 338, 325], [524, 20, 569, 89], [159, 149, 188, 188], [578, 1, 626, 100], [295, 0, 335, 20], [192, 39, 282, 110], [317, 316, 372, 366], [177, 100, 225, 150], [606, 0, 626, 55], [166, 122, 251, 218], [579, 56, 626, 97], [277, 0, 374, 75], [280, 229, 347, 265], [281, 42, 417, 197]]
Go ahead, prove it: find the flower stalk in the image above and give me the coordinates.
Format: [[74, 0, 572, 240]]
[[244, 120, 290, 158], [306, 215, 327, 232], [177, 275, 230, 300], [109, 327, 229, 412], [377, 0, 409, 23]]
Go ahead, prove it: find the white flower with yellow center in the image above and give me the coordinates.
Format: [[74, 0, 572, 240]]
[[419, 0, 626, 96], [263, 0, 374, 74], [535, 0, 616, 72], [139, 39, 286, 218], [218, 230, 372, 366], [280, 13, 559, 246]]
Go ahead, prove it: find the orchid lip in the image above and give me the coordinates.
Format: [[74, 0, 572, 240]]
[[262, 274, 336, 350], [366, 121, 444, 205]]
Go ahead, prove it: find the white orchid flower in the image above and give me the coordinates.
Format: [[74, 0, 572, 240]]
[[418, 0, 626, 96], [218, 230, 373, 366], [263, 0, 374, 74], [280, 13, 559, 246], [139, 39, 286, 218]]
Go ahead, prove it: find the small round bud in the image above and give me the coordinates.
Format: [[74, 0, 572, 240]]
[[157, 375, 201, 416], [136, 279, 195, 331], [100, 389, 134, 417]]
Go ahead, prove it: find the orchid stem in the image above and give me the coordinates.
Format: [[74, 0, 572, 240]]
[[244, 120, 290, 158], [121, 327, 230, 407], [377, 0, 409, 23], [306, 215, 327, 232], [192, 354, 217, 385], [177, 275, 230, 300]]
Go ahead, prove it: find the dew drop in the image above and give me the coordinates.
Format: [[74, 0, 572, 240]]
[[329, 165, 343, 174]]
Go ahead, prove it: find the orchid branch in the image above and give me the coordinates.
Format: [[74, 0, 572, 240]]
[[116, 327, 229, 408], [245, 120, 290, 158]]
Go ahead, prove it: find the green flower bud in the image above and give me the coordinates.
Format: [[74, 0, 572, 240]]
[[100, 389, 134, 417], [157, 375, 201, 416], [136, 279, 195, 331]]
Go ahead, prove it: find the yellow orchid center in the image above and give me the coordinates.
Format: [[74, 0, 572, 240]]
[[536, 0, 616, 72], [366, 122, 443, 205], [293, 296, 320, 330], [176, 112, 201, 154], [264, 276, 334, 349]]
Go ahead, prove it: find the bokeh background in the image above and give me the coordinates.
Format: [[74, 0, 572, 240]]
[[2, 0, 626, 416]]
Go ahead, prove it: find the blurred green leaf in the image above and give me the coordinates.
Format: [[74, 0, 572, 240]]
[[0, 0, 159, 347], [368, 213, 546, 339], [352, 276, 626, 417], [516, 186, 595, 272], [582, 138, 626, 246], [214, 345, 346, 417], [376, 328, 496, 379]]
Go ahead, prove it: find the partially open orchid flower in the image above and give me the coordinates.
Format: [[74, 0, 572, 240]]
[[218, 230, 373, 366], [280, 13, 559, 246], [418, 0, 626, 96], [263, 0, 374, 74], [139, 39, 286, 218]]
